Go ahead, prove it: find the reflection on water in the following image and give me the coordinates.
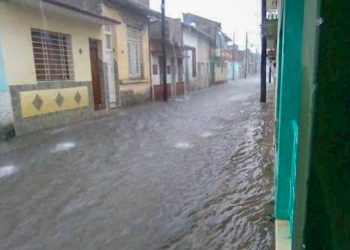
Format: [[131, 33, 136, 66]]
[[0, 78, 274, 250]]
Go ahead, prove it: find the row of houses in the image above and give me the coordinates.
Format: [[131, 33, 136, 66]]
[[0, 0, 245, 138], [226, 45, 260, 81]]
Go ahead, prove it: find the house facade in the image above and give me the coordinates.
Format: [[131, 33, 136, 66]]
[[150, 17, 210, 100], [183, 13, 229, 85], [102, 0, 155, 106], [0, 0, 119, 136], [149, 18, 184, 100], [182, 23, 211, 92], [226, 44, 242, 81]]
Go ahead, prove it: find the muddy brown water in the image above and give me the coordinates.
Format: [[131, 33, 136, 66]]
[[0, 78, 275, 250]]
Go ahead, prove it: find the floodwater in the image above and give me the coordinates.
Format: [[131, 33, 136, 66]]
[[0, 78, 275, 250]]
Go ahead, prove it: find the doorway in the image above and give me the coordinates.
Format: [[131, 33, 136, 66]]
[[89, 39, 102, 111], [104, 25, 119, 108]]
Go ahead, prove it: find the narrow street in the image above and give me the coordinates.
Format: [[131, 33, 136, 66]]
[[0, 77, 275, 250]]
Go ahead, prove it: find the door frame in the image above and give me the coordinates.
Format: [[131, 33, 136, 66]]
[[89, 39, 105, 111]]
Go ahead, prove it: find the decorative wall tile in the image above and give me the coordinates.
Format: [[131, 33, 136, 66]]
[[20, 87, 89, 118]]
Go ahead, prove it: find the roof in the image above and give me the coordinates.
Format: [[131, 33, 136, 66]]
[[182, 22, 211, 41], [43, 0, 121, 24], [222, 33, 232, 42], [106, 0, 161, 17], [183, 13, 221, 28]]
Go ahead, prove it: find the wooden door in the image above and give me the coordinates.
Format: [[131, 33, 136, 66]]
[[89, 40, 102, 110]]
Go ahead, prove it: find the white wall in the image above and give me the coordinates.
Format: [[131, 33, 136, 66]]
[[151, 54, 174, 85], [183, 29, 198, 83], [0, 92, 13, 126]]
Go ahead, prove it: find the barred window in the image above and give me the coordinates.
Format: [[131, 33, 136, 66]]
[[127, 26, 142, 78], [31, 29, 74, 81]]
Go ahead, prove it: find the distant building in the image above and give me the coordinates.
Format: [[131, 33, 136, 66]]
[[266, 0, 278, 62], [226, 44, 242, 80], [183, 13, 230, 85], [149, 17, 211, 100], [182, 22, 211, 92], [149, 18, 184, 100]]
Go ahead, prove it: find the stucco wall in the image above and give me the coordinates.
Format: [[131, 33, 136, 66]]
[[151, 54, 172, 85], [102, 4, 150, 83], [102, 3, 151, 106], [183, 29, 198, 84], [0, 1, 106, 135], [215, 62, 227, 82], [0, 1, 104, 86], [197, 37, 210, 89], [0, 92, 13, 127]]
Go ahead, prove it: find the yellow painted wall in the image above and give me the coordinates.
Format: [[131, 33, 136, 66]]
[[0, 1, 104, 85], [102, 4, 150, 84], [215, 63, 227, 82]]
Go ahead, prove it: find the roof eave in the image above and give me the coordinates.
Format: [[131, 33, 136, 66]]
[[43, 0, 121, 25]]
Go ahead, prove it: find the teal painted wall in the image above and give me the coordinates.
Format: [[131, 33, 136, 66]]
[[227, 62, 241, 80], [275, 0, 304, 221], [0, 31, 7, 92], [227, 62, 234, 80]]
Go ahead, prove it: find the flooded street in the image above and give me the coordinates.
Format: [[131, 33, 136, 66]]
[[0, 78, 275, 250]]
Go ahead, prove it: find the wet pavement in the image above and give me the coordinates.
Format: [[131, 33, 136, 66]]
[[0, 77, 275, 250]]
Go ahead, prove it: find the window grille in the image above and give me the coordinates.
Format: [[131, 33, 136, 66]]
[[31, 29, 74, 81]]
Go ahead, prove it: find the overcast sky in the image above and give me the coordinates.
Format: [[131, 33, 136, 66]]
[[150, 0, 261, 50]]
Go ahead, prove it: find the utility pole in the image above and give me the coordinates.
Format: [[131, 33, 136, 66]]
[[260, 0, 267, 103], [245, 32, 248, 78], [161, 0, 168, 102]]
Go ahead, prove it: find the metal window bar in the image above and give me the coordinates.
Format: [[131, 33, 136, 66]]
[[32, 29, 74, 81]]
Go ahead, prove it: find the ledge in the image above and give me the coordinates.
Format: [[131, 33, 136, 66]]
[[276, 220, 291, 250], [120, 79, 148, 85]]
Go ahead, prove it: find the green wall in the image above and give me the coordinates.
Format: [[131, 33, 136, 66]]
[[292, 0, 320, 248], [297, 0, 350, 248], [275, 0, 304, 222]]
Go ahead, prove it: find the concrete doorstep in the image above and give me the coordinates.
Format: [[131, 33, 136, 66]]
[[276, 220, 291, 250]]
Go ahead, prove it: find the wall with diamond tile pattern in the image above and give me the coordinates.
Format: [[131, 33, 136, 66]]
[[10, 81, 94, 135], [19, 87, 88, 118]]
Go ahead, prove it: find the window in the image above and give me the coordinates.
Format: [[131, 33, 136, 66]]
[[127, 26, 142, 78], [272, 0, 278, 8], [105, 25, 112, 50], [152, 64, 158, 75], [31, 29, 73, 81], [106, 34, 112, 50], [167, 65, 171, 74]]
